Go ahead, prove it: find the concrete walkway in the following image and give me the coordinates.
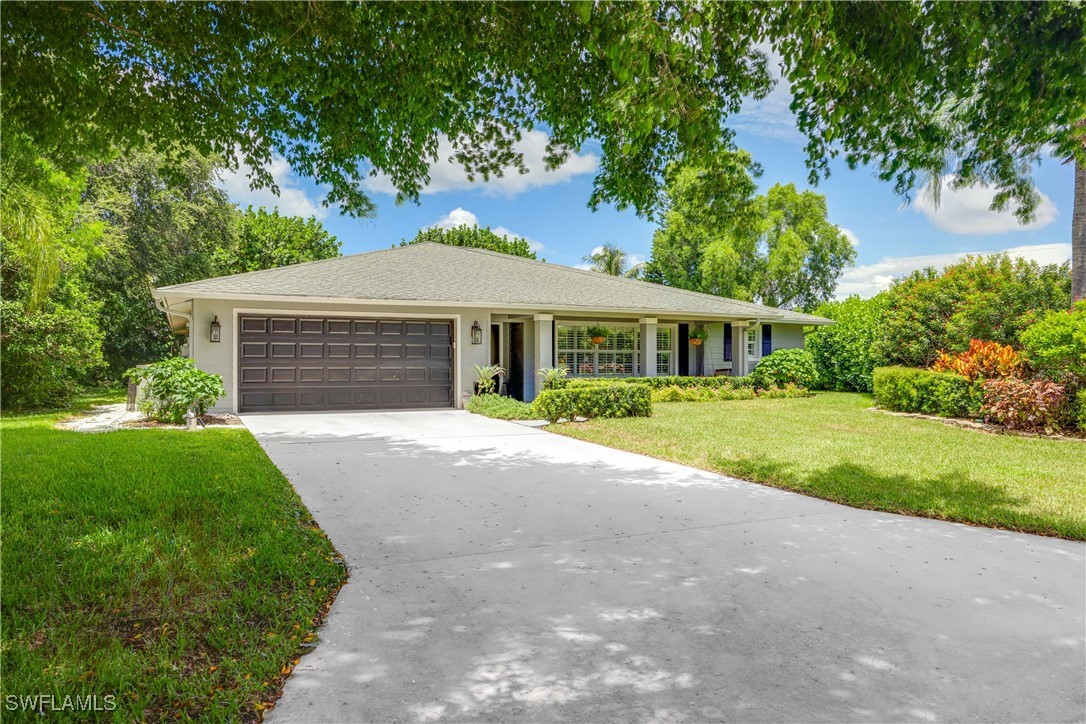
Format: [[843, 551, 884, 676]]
[[242, 410, 1085, 724]]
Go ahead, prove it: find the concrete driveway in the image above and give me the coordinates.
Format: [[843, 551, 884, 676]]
[[242, 410, 1085, 724]]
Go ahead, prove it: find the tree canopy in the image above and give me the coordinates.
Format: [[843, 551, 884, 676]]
[[2, 2, 772, 219], [5, 2, 1080, 221], [403, 225, 537, 259], [216, 208, 340, 276], [646, 158, 855, 310]]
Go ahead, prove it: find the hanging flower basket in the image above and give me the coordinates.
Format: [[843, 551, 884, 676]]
[[690, 337, 704, 346], [689, 328, 710, 346], [585, 325, 610, 346]]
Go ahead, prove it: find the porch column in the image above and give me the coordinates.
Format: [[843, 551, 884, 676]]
[[532, 314, 554, 397], [639, 317, 658, 377], [733, 323, 748, 376]]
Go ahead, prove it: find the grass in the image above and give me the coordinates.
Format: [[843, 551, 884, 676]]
[[548, 392, 1086, 540], [1, 390, 346, 721]]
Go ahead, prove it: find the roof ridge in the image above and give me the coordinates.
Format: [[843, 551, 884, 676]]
[[439, 244, 785, 317]]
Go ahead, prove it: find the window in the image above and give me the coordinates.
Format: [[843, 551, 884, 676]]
[[656, 328, 672, 375], [556, 325, 636, 377], [747, 327, 760, 359], [555, 324, 675, 377]]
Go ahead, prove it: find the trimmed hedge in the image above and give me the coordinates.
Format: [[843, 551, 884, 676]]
[[466, 394, 536, 420], [555, 375, 753, 391], [532, 383, 652, 424], [872, 366, 981, 418]]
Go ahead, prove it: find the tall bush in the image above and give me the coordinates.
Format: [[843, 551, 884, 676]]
[[751, 348, 818, 389], [1019, 301, 1086, 382], [873, 254, 1070, 368], [806, 294, 887, 392]]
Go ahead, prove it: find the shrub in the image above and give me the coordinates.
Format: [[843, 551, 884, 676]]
[[751, 348, 818, 390], [758, 384, 815, 399], [555, 375, 750, 391], [931, 339, 1023, 381], [1019, 301, 1086, 382], [873, 254, 1070, 368], [872, 366, 979, 418], [532, 384, 652, 424], [126, 357, 225, 423], [981, 377, 1068, 434], [1075, 388, 1086, 432], [651, 384, 791, 403], [466, 394, 536, 420], [807, 294, 888, 392]]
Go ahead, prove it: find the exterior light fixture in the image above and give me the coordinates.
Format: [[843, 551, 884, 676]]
[[470, 320, 483, 345], [209, 315, 222, 343]]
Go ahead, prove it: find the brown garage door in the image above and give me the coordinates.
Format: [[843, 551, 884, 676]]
[[237, 315, 453, 412]]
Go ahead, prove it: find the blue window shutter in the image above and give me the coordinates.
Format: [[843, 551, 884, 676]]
[[761, 324, 772, 357], [723, 323, 732, 362]]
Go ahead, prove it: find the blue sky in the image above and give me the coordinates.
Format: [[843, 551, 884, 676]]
[[219, 73, 1074, 300]]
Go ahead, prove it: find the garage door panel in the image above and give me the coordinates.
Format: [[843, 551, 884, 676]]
[[327, 367, 351, 383], [238, 315, 454, 412], [242, 342, 267, 358], [271, 318, 296, 334]]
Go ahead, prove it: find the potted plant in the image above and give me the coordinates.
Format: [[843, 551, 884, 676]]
[[689, 328, 709, 346], [585, 325, 610, 346]]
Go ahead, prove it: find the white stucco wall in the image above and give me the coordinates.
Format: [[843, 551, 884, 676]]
[[189, 298, 491, 413]]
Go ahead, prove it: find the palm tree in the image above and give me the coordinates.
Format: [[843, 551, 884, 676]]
[[582, 242, 645, 279]]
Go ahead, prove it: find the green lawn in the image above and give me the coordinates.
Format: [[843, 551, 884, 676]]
[[1, 391, 346, 720], [549, 392, 1086, 540]]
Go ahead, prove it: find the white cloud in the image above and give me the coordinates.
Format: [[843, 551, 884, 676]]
[[835, 242, 1071, 299], [912, 176, 1058, 235], [840, 228, 860, 247], [217, 152, 327, 219], [429, 207, 544, 253], [365, 130, 598, 197], [731, 48, 804, 143]]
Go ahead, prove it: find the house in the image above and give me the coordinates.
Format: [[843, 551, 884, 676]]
[[152, 243, 831, 413]]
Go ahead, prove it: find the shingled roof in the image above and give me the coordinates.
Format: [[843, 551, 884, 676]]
[[154, 242, 831, 324]]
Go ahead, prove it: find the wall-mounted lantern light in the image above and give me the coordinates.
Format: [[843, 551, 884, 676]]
[[470, 320, 483, 345], [209, 315, 222, 343]]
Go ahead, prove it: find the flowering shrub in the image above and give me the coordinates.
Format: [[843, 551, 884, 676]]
[[981, 378, 1067, 434], [931, 339, 1022, 381]]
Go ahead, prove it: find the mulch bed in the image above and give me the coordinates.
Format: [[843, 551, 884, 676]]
[[121, 413, 244, 429]]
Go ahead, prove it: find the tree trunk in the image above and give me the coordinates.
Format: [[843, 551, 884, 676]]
[[1073, 157, 1085, 302]]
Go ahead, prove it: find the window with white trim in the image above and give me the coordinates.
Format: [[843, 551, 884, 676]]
[[556, 325, 636, 377], [746, 327, 760, 359], [656, 328, 673, 375]]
